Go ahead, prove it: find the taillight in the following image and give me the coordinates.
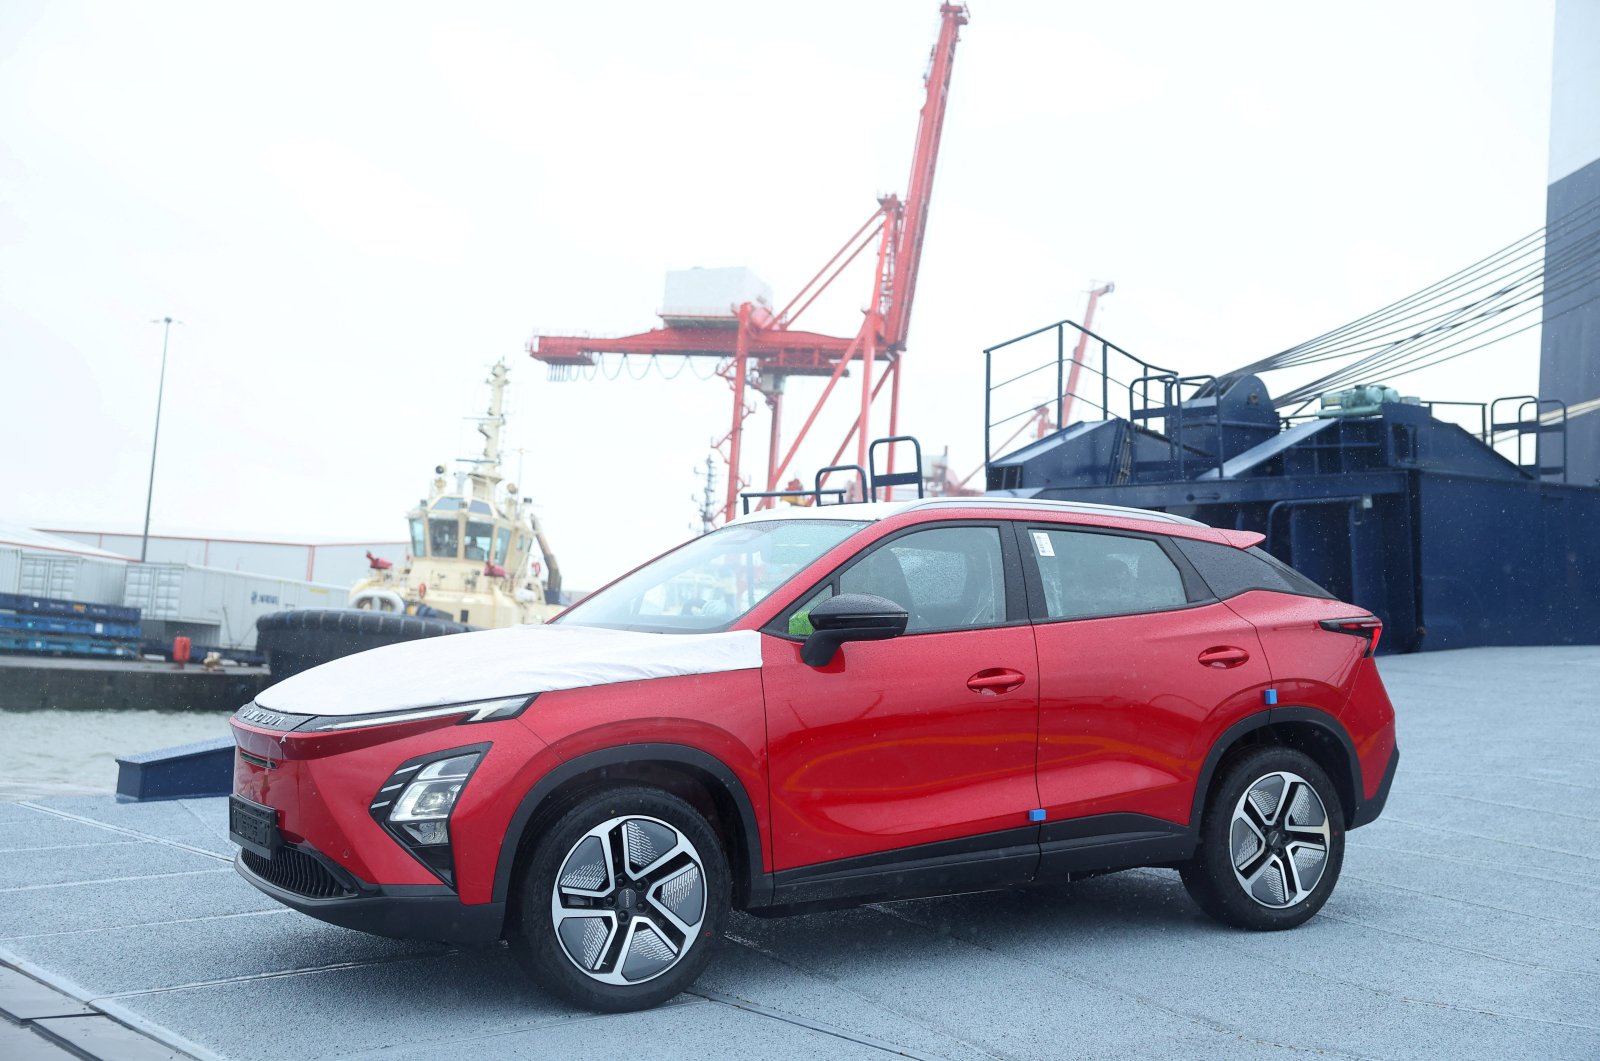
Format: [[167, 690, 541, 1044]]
[[1318, 616, 1383, 657]]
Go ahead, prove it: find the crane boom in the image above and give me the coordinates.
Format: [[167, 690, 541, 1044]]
[[527, 4, 970, 523], [885, 3, 968, 351]]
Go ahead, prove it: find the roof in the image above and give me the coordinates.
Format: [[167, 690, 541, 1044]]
[[0, 521, 132, 561]]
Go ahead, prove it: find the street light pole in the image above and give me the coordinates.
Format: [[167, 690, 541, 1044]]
[[140, 316, 181, 563]]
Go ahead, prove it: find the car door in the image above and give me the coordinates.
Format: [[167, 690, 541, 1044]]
[[760, 521, 1042, 879], [1021, 523, 1273, 847]]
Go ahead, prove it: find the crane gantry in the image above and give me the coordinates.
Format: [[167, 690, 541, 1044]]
[[528, 3, 970, 522]]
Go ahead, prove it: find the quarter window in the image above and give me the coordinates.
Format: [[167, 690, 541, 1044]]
[[837, 525, 1006, 633], [1026, 528, 1187, 619]]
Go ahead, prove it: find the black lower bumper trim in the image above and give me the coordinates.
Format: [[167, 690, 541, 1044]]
[[1349, 744, 1399, 830], [235, 854, 504, 944]]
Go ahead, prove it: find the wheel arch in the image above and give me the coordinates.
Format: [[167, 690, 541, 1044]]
[[1191, 707, 1363, 832], [492, 743, 769, 918]]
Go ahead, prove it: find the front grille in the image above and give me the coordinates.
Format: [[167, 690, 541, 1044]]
[[241, 845, 355, 899]]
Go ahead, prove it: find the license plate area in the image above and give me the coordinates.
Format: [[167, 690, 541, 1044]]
[[229, 795, 281, 858]]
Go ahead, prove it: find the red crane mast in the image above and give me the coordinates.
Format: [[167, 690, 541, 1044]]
[[528, 4, 970, 522]]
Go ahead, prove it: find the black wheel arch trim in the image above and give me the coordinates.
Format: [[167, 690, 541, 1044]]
[[1191, 706, 1372, 832], [490, 742, 769, 910]]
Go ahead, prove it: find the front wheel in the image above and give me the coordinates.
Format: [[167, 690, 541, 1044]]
[[1180, 746, 1345, 930], [511, 786, 730, 1012]]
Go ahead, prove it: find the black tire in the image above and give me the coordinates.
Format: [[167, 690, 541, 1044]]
[[255, 609, 475, 679], [510, 786, 730, 1012], [1180, 745, 1345, 930]]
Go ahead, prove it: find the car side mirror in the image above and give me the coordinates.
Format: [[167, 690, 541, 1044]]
[[801, 593, 909, 667]]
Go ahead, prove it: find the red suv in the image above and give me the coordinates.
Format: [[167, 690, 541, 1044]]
[[230, 498, 1398, 1011]]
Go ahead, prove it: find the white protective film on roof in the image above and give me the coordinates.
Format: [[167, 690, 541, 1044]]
[[255, 623, 763, 715]]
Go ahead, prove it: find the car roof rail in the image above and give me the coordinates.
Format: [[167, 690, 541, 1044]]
[[904, 495, 1208, 526]]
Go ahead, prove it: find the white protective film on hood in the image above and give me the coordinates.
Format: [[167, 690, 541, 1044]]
[[254, 624, 764, 716]]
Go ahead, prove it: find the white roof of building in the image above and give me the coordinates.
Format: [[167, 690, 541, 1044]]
[[0, 521, 132, 561]]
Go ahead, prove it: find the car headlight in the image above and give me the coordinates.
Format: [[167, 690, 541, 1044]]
[[369, 744, 489, 885]]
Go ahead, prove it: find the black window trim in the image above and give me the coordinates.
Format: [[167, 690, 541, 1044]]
[[1014, 521, 1219, 626], [764, 518, 1032, 641], [1169, 537, 1338, 603]]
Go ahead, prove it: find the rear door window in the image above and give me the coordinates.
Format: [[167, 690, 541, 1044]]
[[1024, 526, 1189, 620]]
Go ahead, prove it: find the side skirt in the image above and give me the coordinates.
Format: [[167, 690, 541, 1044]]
[[1036, 813, 1194, 881], [745, 814, 1194, 917]]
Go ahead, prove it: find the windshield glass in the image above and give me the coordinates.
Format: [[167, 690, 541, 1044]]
[[557, 519, 866, 633]]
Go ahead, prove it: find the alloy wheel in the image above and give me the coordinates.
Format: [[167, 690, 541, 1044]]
[[1228, 770, 1332, 909], [549, 814, 707, 985]]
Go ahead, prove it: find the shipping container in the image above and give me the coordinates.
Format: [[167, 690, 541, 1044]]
[[123, 564, 345, 650], [0, 549, 19, 596], [8, 552, 129, 605]]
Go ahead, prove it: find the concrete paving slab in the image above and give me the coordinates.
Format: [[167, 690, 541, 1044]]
[[4, 909, 447, 998], [3, 644, 1598, 1059], [0, 841, 224, 891], [0, 1016, 83, 1061], [32, 1014, 191, 1060], [0, 866, 271, 940], [118, 949, 633, 1060], [0, 965, 97, 1019], [698, 935, 1002, 1061], [0, 817, 130, 851], [336, 996, 896, 1061], [30, 797, 234, 858], [0, 802, 47, 824]]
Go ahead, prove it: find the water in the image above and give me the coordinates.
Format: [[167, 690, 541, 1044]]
[[0, 708, 233, 802]]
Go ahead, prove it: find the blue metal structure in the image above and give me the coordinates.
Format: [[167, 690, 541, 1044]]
[[981, 320, 1600, 652], [115, 737, 235, 801]]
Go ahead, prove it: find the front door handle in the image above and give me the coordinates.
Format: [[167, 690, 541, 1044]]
[[1198, 646, 1250, 669], [967, 668, 1026, 694]]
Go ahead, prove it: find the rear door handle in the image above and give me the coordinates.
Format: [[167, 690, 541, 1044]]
[[1198, 646, 1250, 668], [967, 668, 1026, 694]]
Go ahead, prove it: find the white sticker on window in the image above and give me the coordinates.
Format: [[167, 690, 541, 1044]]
[[1032, 531, 1055, 557]]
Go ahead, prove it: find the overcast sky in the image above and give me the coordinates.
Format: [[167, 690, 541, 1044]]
[[1, 1, 1555, 590]]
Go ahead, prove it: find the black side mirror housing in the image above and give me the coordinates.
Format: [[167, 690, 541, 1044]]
[[800, 593, 909, 667]]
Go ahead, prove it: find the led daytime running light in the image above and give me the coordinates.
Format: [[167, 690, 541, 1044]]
[[307, 694, 536, 732]]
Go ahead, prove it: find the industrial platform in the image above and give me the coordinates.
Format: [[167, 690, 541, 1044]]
[[2, 646, 1597, 1060]]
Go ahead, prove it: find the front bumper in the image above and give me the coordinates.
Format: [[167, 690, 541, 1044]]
[[235, 843, 505, 944]]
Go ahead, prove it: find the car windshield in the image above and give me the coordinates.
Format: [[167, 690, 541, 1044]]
[[556, 518, 866, 633]]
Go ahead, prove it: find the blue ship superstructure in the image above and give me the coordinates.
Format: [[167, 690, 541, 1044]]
[[980, 322, 1600, 653]]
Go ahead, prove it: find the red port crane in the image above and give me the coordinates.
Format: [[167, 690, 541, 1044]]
[[528, 4, 970, 522]]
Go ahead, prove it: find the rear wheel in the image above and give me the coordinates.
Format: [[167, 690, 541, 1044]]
[[1180, 746, 1345, 930], [511, 786, 729, 1012]]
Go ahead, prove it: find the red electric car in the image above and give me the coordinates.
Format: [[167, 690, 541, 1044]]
[[229, 497, 1398, 1011]]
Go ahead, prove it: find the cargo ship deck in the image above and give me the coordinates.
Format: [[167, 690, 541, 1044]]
[[3, 645, 1597, 1060]]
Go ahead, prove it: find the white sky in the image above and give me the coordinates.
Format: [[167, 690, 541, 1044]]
[[0, 1, 1555, 590]]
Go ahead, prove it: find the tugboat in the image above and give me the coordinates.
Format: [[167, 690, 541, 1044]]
[[257, 361, 565, 678]]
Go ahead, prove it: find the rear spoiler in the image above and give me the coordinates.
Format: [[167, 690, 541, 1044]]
[[1215, 529, 1266, 549]]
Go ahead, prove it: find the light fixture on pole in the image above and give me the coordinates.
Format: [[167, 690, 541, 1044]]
[[140, 316, 182, 563]]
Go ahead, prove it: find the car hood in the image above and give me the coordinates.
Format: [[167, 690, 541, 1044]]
[[254, 624, 763, 716]]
